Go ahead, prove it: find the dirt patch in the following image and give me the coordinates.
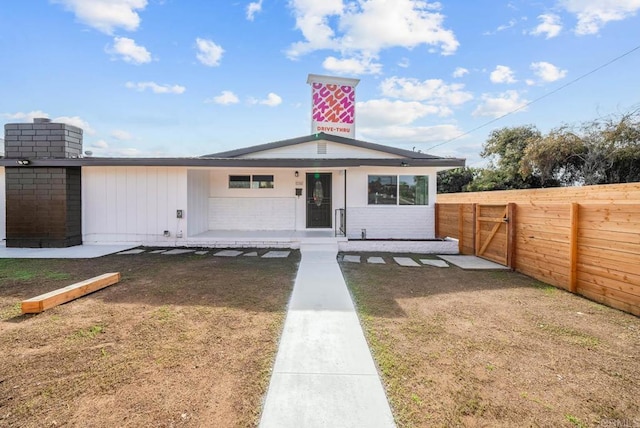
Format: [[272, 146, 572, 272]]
[[0, 250, 299, 427], [341, 254, 640, 428]]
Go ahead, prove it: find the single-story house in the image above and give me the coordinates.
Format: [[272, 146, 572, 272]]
[[0, 75, 465, 251]]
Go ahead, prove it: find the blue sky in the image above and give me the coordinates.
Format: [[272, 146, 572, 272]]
[[1, 0, 639, 166]]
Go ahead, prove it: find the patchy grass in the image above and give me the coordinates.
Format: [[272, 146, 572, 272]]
[[0, 250, 298, 427], [342, 254, 640, 427]]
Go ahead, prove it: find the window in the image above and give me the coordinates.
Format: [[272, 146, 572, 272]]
[[252, 175, 274, 189], [368, 175, 397, 205], [229, 174, 274, 189], [368, 175, 428, 205], [399, 175, 428, 205], [229, 175, 250, 188]]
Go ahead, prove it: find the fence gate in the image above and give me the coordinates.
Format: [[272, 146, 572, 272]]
[[475, 204, 515, 267]]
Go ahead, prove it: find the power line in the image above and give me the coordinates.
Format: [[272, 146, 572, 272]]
[[425, 42, 640, 152]]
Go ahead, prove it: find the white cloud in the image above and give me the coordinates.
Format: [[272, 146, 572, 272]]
[[195, 38, 224, 67], [490, 65, 517, 84], [51, 0, 147, 34], [287, 0, 458, 60], [529, 13, 562, 38], [357, 99, 448, 127], [91, 140, 109, 149], [206, 90, 240, 105], [483, 18, 517, 35], [380, 77, 473, 106], [3, 110, 50, 122], [472, 90, 529, 118], [322, 55, 382, 75], [110, 129, 132, 140], [107, 37, 152, 64], [359, 124, 464, 145], [250, 93, 282, 107], [560, 0, 640, 35], [530, 61, 568, 82], [398, 57, 410, 68], [125, 81, 186, 94], [246, 0, 263, 21], [452, 67, 469, 78], [53, 116, 96, 134]]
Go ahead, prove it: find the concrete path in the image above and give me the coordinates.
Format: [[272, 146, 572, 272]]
[[259, 244, 396, 428]]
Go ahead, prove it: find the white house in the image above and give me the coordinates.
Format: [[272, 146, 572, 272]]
[[1, 75, 465, 251]]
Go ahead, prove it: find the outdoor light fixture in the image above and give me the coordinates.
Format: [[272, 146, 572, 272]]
[[16, 159, 30, 166], [295, 171, 299, 177], [401, 161, 409, 167]]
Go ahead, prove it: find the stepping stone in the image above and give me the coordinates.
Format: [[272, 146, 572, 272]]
[[214, 250, 243, 257], [393, 257, 420, 267], [162, 249, 196, 255], [367, 257, 386, 264], [343, 255, 361, 263], [243, 252, 258, 257], [150, 249, 167, 254], [420, 259, 449, 268], [195, 251, 208, 255], [262, 251, 290, 258], [117, 249, 145, 255]]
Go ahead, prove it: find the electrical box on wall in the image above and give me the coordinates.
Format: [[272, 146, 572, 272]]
[[176, 209, 183, 218]]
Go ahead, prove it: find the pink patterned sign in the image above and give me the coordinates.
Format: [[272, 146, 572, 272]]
[[311, 82, 356, 138]]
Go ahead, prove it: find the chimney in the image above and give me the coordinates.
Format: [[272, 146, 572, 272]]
[[4, 117, 83, 159], [307, 74, 360, 139]]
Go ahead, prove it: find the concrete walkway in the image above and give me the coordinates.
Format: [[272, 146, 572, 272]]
[[259, 244, 396, 428]]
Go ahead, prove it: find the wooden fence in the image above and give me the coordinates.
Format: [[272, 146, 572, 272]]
[[435, 183, 640, 316]]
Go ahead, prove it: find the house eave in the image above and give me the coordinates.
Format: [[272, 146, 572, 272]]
[[0, 157, 466, 168]]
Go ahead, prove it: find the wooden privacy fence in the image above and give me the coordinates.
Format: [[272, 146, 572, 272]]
[[435, 182, 640, 316]]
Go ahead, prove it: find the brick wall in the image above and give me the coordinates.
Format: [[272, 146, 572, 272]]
[[5, 167, 82, 247], [4, 118, 83, 248], [4, 118, 82, 159]]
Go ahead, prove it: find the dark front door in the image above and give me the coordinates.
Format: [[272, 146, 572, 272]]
[[306, 173, 332, 228]]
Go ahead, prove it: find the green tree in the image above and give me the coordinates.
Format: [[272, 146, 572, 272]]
[[437, 167, 477, 193], [473, 125, 543, 190]]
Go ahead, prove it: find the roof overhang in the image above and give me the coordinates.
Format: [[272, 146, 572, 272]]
[[0, 157, 466, 168]]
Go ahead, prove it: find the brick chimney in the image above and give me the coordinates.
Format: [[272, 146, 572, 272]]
[[3, 118, 83, 248]]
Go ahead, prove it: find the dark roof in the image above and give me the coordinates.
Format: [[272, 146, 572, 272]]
[[204, 132, 446, 160], [0, 157, 465, 168]]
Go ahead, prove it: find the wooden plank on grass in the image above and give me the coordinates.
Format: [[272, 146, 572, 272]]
[[21, 273, 121, 314]]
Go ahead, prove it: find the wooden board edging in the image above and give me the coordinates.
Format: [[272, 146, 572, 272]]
[[21, 273, 121, 314]]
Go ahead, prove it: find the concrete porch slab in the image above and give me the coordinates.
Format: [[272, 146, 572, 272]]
[[0, 244, 138, 259], [438, 255, 510, 270]]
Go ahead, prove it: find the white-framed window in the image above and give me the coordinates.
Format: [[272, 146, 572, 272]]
[[368, 175, 428, 205], [229, 174, 274, 189]]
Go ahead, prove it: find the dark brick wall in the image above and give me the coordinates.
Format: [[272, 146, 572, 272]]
[[5, 167, 82, 248], [4, 119, 83, 159], [3, 118, 84, 248]]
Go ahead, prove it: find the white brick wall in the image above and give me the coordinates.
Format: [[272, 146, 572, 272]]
[[346, 206, 434, 239], [209, 197, 296, 230]]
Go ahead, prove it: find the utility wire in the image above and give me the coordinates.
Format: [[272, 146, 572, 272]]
[[425, 42, 640, 152]]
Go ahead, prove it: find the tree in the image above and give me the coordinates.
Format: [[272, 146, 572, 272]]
[[520, 125, 584, 186], [475, 125, 543, 190], [437, 167, 476, 193]]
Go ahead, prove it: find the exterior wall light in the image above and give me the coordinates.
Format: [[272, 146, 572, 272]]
[[295, 171, 299, 177], [401, 161, 409, 167], [16, 160, 30, 166]]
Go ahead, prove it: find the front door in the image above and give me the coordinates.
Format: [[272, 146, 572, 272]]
[[306, 173, 332, 228]]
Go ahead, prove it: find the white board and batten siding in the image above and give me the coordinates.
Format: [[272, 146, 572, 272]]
[[82, 167, 188, 245], [345, 167, 438, 240]]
